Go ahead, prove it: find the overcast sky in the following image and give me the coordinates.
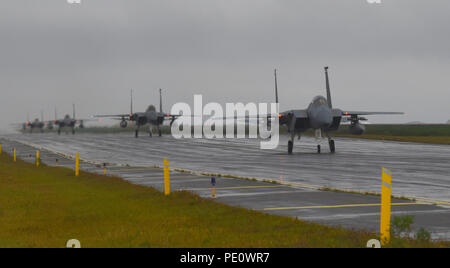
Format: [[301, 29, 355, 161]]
[[1, 0, 449, 132]]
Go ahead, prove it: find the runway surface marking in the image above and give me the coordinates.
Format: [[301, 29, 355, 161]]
[[263, 202, 431, 211], [412, 197, 450, 206], [107, 168, 160, 172], [182, 185, 288, 191], [204, 190, 303, 198]]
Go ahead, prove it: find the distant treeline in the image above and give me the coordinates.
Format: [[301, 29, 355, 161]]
[[334, 124, 450, 137]]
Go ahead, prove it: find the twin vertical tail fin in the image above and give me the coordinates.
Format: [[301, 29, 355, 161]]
[[159, 88, 163, 114], [274, 69, 279, 104], [325, 66, 332, 109], [130, 89, 134, 114]]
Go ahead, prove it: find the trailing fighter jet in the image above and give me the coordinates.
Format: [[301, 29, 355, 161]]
[[18, 112, 46, 133], [274, 67, 404, 154], [95, 89, 180, 138], [53, 104, 86, 135], [22, 118, 45, 133]]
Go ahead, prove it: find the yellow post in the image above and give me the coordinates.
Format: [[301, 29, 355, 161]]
[[211, 177, 217, 199], [163, 158, 170, 196], [75, 153, 79, 176], [380, 167, 392, 246], [36, 151, 40, 167], [13, 148, 16, 162]]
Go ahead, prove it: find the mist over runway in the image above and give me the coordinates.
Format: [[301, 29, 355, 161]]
[[4, 133, 450, 203]]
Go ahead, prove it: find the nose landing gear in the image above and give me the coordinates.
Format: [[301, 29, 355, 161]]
[[326, 132, 336, 153], [329, 139, 335, 153], [288, 140, 293, 154], [135, 126, 140, 138]]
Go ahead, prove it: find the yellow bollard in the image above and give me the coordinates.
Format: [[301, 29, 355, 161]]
[[163, 158, 170, 196], [75, 153, 79, 176], [13, 148, 16, 162], [36, 151, 40, 167], [103, 163, 107, 175], [380, 167, 392, 246], [211, 177, 217, 199]]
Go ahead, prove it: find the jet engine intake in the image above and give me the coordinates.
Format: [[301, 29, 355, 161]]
[[120, 119, 128, 128], [349, 123, 365, 135]]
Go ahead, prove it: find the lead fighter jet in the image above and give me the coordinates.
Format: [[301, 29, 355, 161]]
[[274, 67, 403, 154], [95, 89, 180, 138]]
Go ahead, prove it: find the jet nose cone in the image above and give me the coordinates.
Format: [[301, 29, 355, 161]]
[[315, 108, 333, 128]]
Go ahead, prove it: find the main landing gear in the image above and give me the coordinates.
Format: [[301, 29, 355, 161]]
[[288, 133, 300, 154], [149, 125, 162, 137], [287, 130, 336, 154], [135, 125, 162, 138], [288, 140, 293, 154], [316, 140, 335, 154]]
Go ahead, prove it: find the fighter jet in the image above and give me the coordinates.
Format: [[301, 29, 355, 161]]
[[45, 108, 58, 130], [53, 104, 86, 135], [19, 111, 46, 133], [95, 89, 180, 138], [274, 67, 403, 154], [23, 118, 45, 133]]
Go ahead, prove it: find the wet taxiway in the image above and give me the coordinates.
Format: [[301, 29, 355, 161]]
[[1, 133, 449, 240], [4, 133, 450, 201]]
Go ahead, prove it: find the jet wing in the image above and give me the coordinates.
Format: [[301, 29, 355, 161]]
[[342, 111, 404, 116], [282, 110, 308, 118], [211, 114, 278, 120], [10, 122, 29, 126], [93, 114, 131, 120], [163, 113, 182, 119], [76, 118, 97, 123], [209, 110, 308, 121]]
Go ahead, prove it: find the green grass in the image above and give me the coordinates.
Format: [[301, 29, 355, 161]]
[[352, 124, 450, 137], [0, 153, 448, 248], [332, 124, 450, 145], [333, 134, 450, 145], [289, 124, 450, 145]]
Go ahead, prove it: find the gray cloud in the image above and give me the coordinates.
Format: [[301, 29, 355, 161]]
[[1, 0, 449, 132]]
